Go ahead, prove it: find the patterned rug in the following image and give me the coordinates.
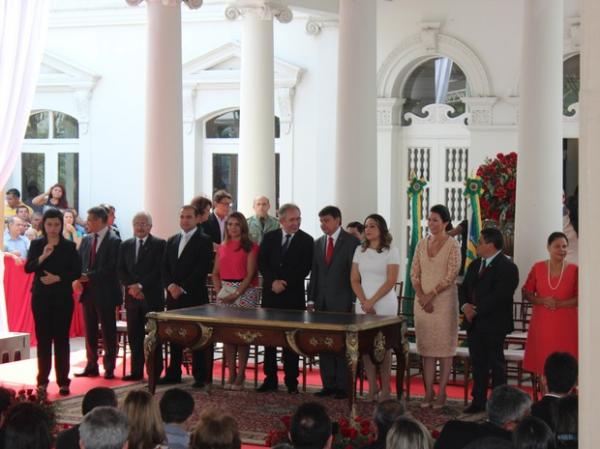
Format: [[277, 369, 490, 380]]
[[55, 381, 480, 445]]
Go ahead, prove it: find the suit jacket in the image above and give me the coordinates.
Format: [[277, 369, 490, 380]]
[[201, 213, 223, 244], [117, 234, 167, 309], [434, 420, 511, 449], [458, 253, 519, 334], [25, 237, 81, 299], [79, 228, 122, 308], [55, 425, 80, 449], [163, 228, 213, 307], [258, 228, 313, 310], [307, 229, 360, 312], [531, 395, 559, 430]]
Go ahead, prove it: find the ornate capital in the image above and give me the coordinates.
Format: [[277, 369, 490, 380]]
[[125, 0, 203, 9], [462, 96, 498, 127], [377, 97, 403, 127], [305, 17, 338, 36], [225, 1, 293, 24]]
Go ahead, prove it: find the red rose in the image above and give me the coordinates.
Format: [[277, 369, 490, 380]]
[[349, 428, 358, 439], [281, 416, 291, 427], [432, 429, 441, 439], [339, 418, 349, 428], [494, 187, 507, 199], [361, 427, 371, 436], [344, 445, 353, 449], [506, 179, 516, 190], [476, 166, 484, 176]]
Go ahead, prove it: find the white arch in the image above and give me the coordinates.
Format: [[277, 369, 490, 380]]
[[377, 32, 492, 98]]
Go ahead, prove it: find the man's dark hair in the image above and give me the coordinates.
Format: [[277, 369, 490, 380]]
[[346, 221, 364, 233], [544, 352, 577, 394], [213, 190, 232, 204], [3, 402, 53, 449], [16, 205, 29, 213], [318, 206, 341, 220], [513, 416, 555, 449], [99, 203, 115, 213], [372, 399, 405, 443], [160, 388, 195, 423], [481, 227, 504, 250], [0, 387, 14, 416], [289, 402, 332, 449], [87, 206, 109, 223], [181, 204, 200, 216], [82, 387, 118, 415], [6, 188, 20, 198], [191, 196, 212, 214]]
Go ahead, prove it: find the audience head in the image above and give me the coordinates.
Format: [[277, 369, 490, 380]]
[[253, 196, 271, 218], [63, 209, 76, 225], [122, 389, 166, 449], [99, 204, 116, 226], [428, 204, 452, 235], [25, 227, 38, 241], [513, 416, 555, 449], [30, 212, 43, 231], [362, 214, 392, 252], [0, 386, 14, 425], [6, 188, 21, 208], [386, 416, 433, 449], [190, 409, 241, 449], [554, 395, 577, 448], [213, 190, 233, 219], [41, 208, 64, 239], [49, 183, 68, 208], [79, 406, 129, 449], [478, 227, 504, 258], [225, 212, 253, 251], [180, 205, 199, 232], [191, 196, 212, 224], [318, 206, 342, 236], [81, 387, 118, 415], [86, 206, 109, 233], [279, 203, 302, 235], [289, 402, 332, 449], [6, 216, 25, 238], [16, 206, 30, 222], [346, 221, 364, 240], [159, 387, 195, 424], [543, 352, 577, 395], [2, 402, 53, 449], [487, 386, 532, 430], [372, 399, 405, 443], [132, 212, 153, 239]]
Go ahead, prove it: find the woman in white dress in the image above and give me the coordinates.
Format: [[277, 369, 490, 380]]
[[351, 214, 400, 401]]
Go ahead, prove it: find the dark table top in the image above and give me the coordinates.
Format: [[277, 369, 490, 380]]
[[148, 304, 404, 332]]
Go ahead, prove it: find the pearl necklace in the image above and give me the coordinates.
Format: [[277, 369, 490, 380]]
[[547, 260, 566, 290]]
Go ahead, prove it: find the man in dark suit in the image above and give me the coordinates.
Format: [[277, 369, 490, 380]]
[[434, 385, 531, 449], [307, 206, 359, 399], [459, 227, 519, 413], [201, 189, 232, 245], [161, 205, 213, 388], [257, 203, 313, 394], [75, 206, 122, 379], [117, 211, 166, 381]]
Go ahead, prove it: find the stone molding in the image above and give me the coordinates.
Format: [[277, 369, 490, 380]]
[[125, 0, 203, 8], [305, 16, 338, 36], [462, 96, 498, 127], [225, 1, 292, 23], [403, 103, 468, 126]]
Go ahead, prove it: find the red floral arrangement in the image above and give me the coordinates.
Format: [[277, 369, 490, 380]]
[[476, 152, 517, 222], [266, 415, 375, 449]]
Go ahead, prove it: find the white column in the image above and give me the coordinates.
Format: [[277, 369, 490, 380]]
[[579, 1, 600, 446], [513, 0, 563, 276], [126, 0, 202, 238], [335, 0, 377, 222], [226, 1, 292, 217]]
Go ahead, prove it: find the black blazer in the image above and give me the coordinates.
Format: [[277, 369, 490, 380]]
[[434, 420, 511, 449], [79, 228, 122, 308], [531, 395, 559, 430], [258, 228, 313, 310], [25, 237, 81, 299], [163, 229, 212, 307], [117, 234, 167, 309], [458, 253, 519, 334], [201, 213, 222, 244]]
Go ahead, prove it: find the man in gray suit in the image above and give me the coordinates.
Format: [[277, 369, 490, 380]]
[[307, 206, 360, 399]]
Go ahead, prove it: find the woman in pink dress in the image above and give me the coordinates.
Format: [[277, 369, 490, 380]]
[[522, 232, 578, 376], [211, 212, 259, 390]]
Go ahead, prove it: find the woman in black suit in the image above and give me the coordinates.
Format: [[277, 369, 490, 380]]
[[25, 208, 81, 395]]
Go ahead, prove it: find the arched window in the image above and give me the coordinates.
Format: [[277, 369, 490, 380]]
[[563, 54, 579, 116], [205, 109, 280, 138], [21, 110, 80, 209], [401, 57, 468, 125]]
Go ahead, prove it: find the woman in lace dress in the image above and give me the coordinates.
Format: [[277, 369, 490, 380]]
[[410, 204, 461, 408]]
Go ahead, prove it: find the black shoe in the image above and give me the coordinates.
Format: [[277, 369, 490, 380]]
[[122, 374, 143, 381], [463, 403, 486, 414], [287, 386, 299, 395], [192, 381, 207, 389], [58, 386, 70, 396], [157, 376, 182, 385], [256, 383, 278, 393], [314, 388, 335, 397], [334, 389, 348, 400], [74, 369, 99, 377], [104, 371, 115, 380]]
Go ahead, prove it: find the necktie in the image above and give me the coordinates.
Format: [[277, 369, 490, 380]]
[[136, 239, 144, 263], [260, 217, 266, 230], [90, 233, 99, 268], [478, 259, 487, 277], [325, 236, 334, 265], [281, 234, 292, 257]]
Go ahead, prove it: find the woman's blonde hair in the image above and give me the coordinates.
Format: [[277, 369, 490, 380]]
[[122, 389, 166, 449], [386, 416, 433, 449], [190, 409, 241, 449]]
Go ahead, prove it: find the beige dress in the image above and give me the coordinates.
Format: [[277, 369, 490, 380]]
[[410, 236, 461, 358]]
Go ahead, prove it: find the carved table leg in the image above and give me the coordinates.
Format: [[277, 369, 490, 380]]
[[345, 331, 359, 417], [144, 317, 158, 394]]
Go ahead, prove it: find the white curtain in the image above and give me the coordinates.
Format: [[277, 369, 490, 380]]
[[434, 57, 453, 104], [0, 0, 50, 333]]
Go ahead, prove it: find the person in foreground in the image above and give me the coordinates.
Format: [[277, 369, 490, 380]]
[[190, 409, 241, 449], [386, 416, 433, 449], [79, 406, 129, 449], [522, 232, 578, 380], [159, 388, 195, 449], [512, 416, 555, 449], [25, 208, 81, 395], [459, 228, 519, 413], [363, 400, 406, 449], [289, 402, 333, 449], [1, 402, 53, 449], [351, 214, 400, 401], [122, 389, 168, 449], [434, 385, 532, 449]]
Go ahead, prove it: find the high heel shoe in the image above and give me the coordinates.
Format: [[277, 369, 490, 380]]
[[366, 389, 381, 402], [432, 394, 447, 409], [420, 395, 435, 408], [231, 383, 244, 391]]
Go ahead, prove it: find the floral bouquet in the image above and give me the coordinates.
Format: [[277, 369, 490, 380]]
[[476, 152, 517, 223]]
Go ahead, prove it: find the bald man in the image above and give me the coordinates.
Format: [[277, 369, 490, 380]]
[[247, 196, 280, 244]]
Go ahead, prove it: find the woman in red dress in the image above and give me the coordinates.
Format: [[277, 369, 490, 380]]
[[522, 232, 578, 376]]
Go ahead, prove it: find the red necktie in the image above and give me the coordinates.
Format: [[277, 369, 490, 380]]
[[90, 233, 98, 268], [325, 236, 334, 265]]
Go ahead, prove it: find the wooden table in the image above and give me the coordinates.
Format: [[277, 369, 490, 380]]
[[144, 304, 407, 413]]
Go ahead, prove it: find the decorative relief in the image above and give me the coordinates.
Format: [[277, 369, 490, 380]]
[[377, 97, 403, 127], [165, 326, 188, 338], [463, 96, 497, 127], [305, 17, 338, 36], [285, 330, 308, 357], [403, 104, 468, 126], [189, 323, 213, 351], [309, 336, 334, 348], [276, 87, 295, 134], [236, 330, 263, 344], [143, 318, 158, 361], [373, 331, 386, 363], [564, 102, 579, 122], [225, 1, 293, 24], [74, 89, 93, 134]]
